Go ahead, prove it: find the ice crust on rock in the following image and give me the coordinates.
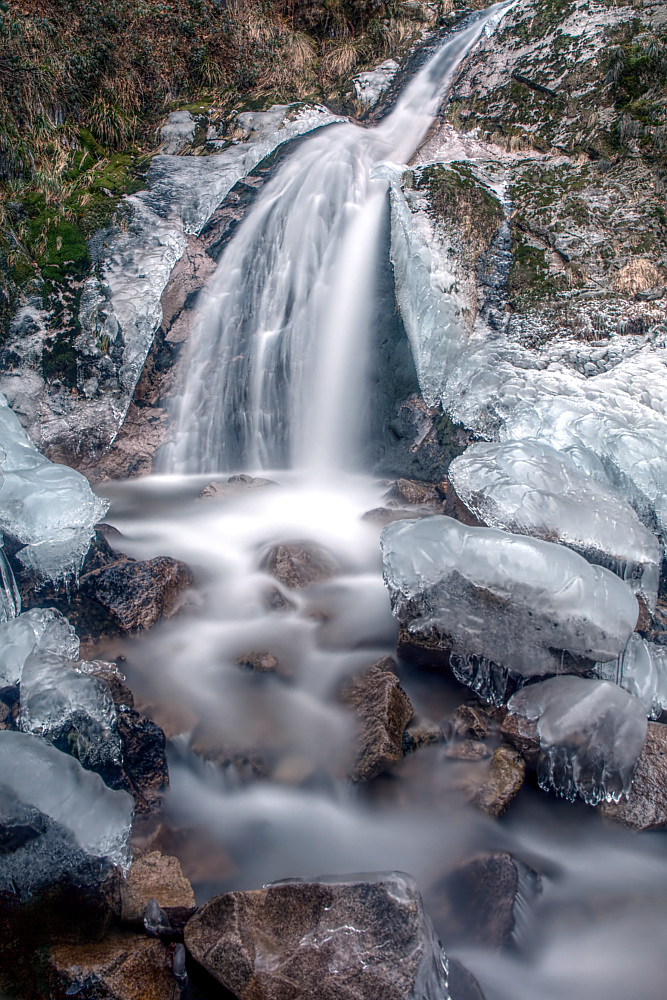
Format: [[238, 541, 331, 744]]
[[0, 608, 79, 687], [448, 439, 662, 604], [354, 59, 399, 106], [19, 651, 121, 773], [0, 730, 132, 868], [381, 516, 639, 680], [508, 676, 647, 804], [596, 633, 667, 721], [0, 394, 107, 582]]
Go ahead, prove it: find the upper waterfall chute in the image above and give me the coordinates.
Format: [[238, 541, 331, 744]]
[[171, 3, 514, 476]]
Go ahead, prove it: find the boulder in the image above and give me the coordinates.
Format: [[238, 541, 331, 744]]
[[362, 507, 424, 527], [599, 721, 667, 831], [199, 474, 277, 500], [461, 746, 526, 818], [113, 707, 169, 814], [500, 710, 540, 768], [384, 478, 445, 509], [262, 542, 337, 590], [79, 555, 193, 634], [425, 852, 525, 949], [235, 651, 282, 675], [185, 872, 449, 1000], [448, 958, 487, 1000], [120, 852, 196, 930], [47, 931, 175, 1000], [340, 656, 414, 781]]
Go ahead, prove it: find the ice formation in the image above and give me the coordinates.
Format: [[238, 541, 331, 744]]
[[508, 676, 647, 804], [0, 394, 107, 582], [448, 439, 661, 604], [19, 651, 121, 774], [0, 730, 132, 868], [381, 516, 639, 680], [354, 59, 399, 106], [0, 607, 79, 687], [0, 535, 20, 622], [596, 633, 667, 721]]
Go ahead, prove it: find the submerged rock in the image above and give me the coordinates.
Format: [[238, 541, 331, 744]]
[[263, 541, 338, 590], [199, 474, 277, 500], [426, 852, 528, 949], [185, 872, 450, 1000], [340, 656, 414, 781]]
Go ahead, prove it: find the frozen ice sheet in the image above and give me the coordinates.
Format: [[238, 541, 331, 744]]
[[0, 394, 107, 582], [0, 730, 132, 867], [448, 439, 661, 604], [508, 675, 647, 804], [381, 515, 639, 679]]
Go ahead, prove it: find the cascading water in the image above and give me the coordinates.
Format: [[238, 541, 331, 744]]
[[171, 4, 510, 476]]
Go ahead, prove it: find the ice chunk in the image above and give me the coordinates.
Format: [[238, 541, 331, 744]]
[[381, 516, 639, 680], [0, 607, 79, 687], [596, 633, 667, 720], [0, 394, 108, 583], [0, 729, 132, 867], [19, 651, 121, 776], [448, 439, 662, 605], [0, 535, 20, 622], [508, 676, 647, 804]]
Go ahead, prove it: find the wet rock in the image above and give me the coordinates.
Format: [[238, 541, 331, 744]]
[[263, 585, 297, 613], [402, 718, 442, 754], [397, 622, 451, 672], [262, 542, 337, 590], [121, 852, 196, 931], [362, 506, 426, 527], [385, 477, 446, 508], [500, 711, 540, 768], [199, 474, 277, 500], [599, 721, 667, 832], [189, 726, 268, 780], [88, 664, 135, 709], [452, 705, 489, 740], [184, 872, 449, 1000], [444, 739, 491, 762], [426, 852, 523, 949], [340, 656, 414, 781], [48, 931, 175, 1000], [443, 482, 486, 527], [460, 746, 526, 818], [79, 555, 194, 634], [113, 708, 169, 815]]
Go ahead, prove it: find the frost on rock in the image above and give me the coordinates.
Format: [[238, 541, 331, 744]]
[[354, 59, 400, 106], [0, 394, 108, 583], [381, 516, 639, 687], [508, 676, 647, 804], [0, 730, 132, 868], [19, 651, 121, 776], [448, 439, 662, 605], [0, 608, 79, 687], [596, 633, 667, 721]]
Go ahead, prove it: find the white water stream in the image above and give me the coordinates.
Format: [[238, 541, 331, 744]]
[[98, 6, 667, 998]]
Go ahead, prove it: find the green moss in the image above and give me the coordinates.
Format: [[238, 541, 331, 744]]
[[508, 231, 564, 305], [41, 331, 79, 387], [413, 163, 504, 261]]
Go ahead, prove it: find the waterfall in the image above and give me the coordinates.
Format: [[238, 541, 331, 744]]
[[172, 4, 511, 476]]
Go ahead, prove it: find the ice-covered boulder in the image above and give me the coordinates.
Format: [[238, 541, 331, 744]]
[[507, 676, 647, 804], [381, 516, 639, 691], [596, 633, 667, 721], [0, 608, 79, 687], [0, 730, 132, 868], [0, 395, 107, 583], [19, 651, 122, 777], [448, 439, 662, 605], [354, 59, 399, 106]]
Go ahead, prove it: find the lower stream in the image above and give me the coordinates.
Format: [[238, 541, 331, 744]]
[[97, 470, 667, 1000]]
